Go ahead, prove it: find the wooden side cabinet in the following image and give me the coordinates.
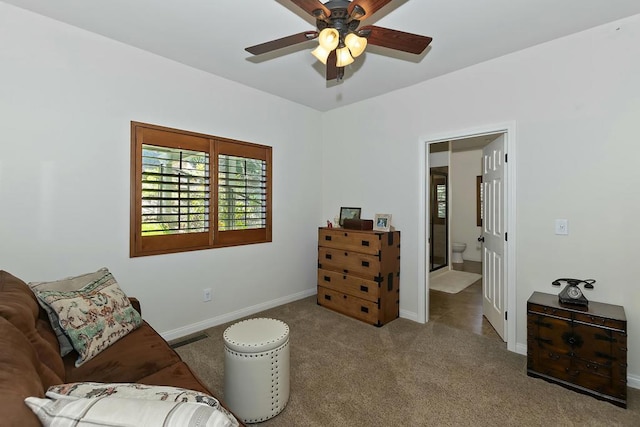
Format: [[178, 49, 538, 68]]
[[527, 292, 628, 408], [317, 227, 400, 326]]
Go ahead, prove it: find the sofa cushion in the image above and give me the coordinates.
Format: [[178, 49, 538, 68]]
[[25, 395, 239, 427], [0, 271, 68, 427], [63, 321, 182, 383], [0, 317, 55, 427], [0, 270, 65, 382], [33, 270, 142, 367], [0, 271, 65, 387], [29, 268, 111, 356], [137, 361, 213, 395]]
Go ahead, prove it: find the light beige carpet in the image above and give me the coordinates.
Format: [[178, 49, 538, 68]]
[[430, 269, 482, 293], [174, 296, 639, 426]]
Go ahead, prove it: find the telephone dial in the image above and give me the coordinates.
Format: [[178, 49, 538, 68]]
[[552, 278, 596, 306]]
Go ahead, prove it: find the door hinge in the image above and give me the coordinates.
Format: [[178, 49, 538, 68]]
[[505, 232, 508, 242], [505, 311, 508, 321]]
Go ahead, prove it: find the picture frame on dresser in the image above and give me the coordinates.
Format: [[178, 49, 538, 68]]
[[339, 207, 361, 226], [374, 214, 392, 231]]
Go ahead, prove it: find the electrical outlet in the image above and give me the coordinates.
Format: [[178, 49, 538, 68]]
[[203, 288, 212, 302], [555, 219, 569, 235]]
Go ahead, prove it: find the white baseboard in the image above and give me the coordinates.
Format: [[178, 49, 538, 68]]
[[515, 342, 527, 356], [627, 373, 640, 390], [399, 309, 419, 323], [161, 288, 317, 342]]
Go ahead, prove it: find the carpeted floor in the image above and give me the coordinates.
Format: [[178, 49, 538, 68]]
[[429, 269, 482, 294], [174, 296, 639, 426]]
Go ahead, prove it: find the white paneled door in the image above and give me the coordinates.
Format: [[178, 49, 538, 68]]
[[481, 136, 506, 341]]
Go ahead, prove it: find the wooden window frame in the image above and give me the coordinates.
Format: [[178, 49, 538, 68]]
[[130, 122, 272, 257]]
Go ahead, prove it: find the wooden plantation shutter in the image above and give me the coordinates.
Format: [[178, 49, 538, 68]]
[[214, 139, 272, 246], [131, 125, 213, 256], [131, 122, 272, 257], [141, 145, 210, 236]]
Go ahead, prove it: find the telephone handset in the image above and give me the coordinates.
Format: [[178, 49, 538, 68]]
[[551, 278, 595, 306]]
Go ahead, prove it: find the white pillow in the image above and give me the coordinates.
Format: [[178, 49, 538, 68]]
[[47, 382, 225, 410], [25, 395, 238, 427]]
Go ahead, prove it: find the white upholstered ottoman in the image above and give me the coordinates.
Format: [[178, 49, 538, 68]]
[[223, 318, 290, 423]]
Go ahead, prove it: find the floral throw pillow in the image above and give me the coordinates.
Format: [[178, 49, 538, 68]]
[[29, 268, 113, 357], [35, 271, 142, 367]]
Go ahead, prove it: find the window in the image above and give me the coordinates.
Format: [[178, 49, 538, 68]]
[[130, 122, 272, 257], [436, 183, 447, 219]]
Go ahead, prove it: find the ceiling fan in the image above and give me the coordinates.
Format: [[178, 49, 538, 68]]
[[245, 0, 432, 81]]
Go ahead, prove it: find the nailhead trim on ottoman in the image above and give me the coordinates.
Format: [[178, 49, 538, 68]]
[[223, 318, 290, 423]]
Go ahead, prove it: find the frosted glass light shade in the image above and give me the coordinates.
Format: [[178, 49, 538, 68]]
[[311, 45, 331, 64], [336, 47, 354, 67], [318, 28, 339, 51], [345, 33, 367, 58]]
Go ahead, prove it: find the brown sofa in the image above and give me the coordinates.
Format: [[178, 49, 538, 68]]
[[0, 270, 239, 426]]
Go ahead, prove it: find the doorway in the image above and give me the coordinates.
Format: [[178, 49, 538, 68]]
[[418, 122, 517, 352], [429, 137, 494, 339]]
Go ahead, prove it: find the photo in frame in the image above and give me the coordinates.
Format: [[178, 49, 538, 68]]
[[374, 214, 392, 231], [339, 207, 361, 226]]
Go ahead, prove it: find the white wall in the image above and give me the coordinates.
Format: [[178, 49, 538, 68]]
[[429, 151, 449, 168], [450, 148, 482, 262], [0, 4, 323, 338], [322, 14, 640, 383], [1, 2, 639, 386]]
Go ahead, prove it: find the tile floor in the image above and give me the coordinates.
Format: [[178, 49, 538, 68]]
[[429, 260, 504, 344]]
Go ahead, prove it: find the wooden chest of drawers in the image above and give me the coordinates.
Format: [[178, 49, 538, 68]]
[[527, 292, 627, 408], [317, 227, 400, 326]]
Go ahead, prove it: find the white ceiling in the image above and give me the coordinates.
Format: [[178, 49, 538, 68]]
[[4, 0, 640, 111]]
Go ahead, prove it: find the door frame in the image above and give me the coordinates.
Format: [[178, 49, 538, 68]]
[[417, 122, 517, 353]]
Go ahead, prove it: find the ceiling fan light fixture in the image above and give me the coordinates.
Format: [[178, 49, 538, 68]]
[[311, 45, 331, 65], [336, 46, 354, 67], [344, 32, 367, 58], [317, 27, 339, 51], [245, 1, 432, 82]]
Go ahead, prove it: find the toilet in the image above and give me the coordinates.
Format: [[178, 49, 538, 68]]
[[451, 242, 467, 264]]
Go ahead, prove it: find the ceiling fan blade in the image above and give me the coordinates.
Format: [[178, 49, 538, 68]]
[[359, 25, 432, 55], [290, 0, 331, 19], [245, 31, 318, 55], [349, 0, 392, 20], [326, 50, 338, 81]]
